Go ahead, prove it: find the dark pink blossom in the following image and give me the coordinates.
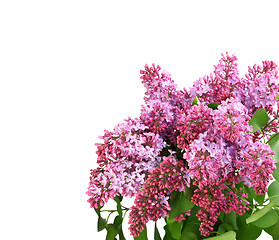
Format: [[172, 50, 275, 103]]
[[128, 155, 190, 237], [177, 103, 213, 150]]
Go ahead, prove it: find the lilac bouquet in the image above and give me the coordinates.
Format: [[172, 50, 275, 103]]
[[87, 53, 279, 240]]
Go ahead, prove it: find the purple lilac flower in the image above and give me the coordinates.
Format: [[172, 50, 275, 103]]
[[87, 117, 165, 208]]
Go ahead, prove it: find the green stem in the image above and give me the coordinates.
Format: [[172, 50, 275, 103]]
[[107, 211, 114, 222], [100, 209, 117, 213], [259, 128, 267, 143], [263, 194, 279, 202]]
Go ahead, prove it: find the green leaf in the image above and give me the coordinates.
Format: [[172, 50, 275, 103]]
[[264, 210, 279, 239], [276, 94, 279, 100], [236, 213, 262, 240], [236, 225, 262, 240], [180, 206, 202, 239], [255, 193, 265, 205], [166, 221, 183, 239], [163, 225, 177, 240], [106, 224, 118, 240], [244, 185, 256, 199], [155, 222, 162, 240], [249, 108, 269, 133], [113, 215, 122, 228], [251, 209, 278, 228], [217, 223, 233, 235], [192, 97, 199, 106], [268, 181, 279, 205], [273, 163, 279, 181], [246, 198, 278, 224], [207, 103, 220, 110], [135, 226, 148, 240], [218, 212, 225, 222], [223, 212, 238, 231], [205, 231, 236, 240], [169, 191, 195, 219], [111, 215, 125, 240], [97, 215, 107, 232], [268, 133, 279, 162], [179, 232, 198, 240]]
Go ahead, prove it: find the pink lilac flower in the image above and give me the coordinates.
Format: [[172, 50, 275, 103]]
[[140, 99, 176, 134], [140, 63, 181, 106], [188, 52, 239, 104], [128, 154, 190, 237], [87, 117, 165, 208], [213, 97, 252, 143], [177, 103, 213, 150], [184, 132, 233, 189], [235, 137, 276, 194], [236, 60, 279, 114], [175, 210, 191, 223], [139, 64, 191, 145], [191, 178, 249, 236]]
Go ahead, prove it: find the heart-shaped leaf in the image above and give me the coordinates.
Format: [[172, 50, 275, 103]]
[[166, 221, 183, 239], [249, 108, 269, 133], [251, 209, 278, 228], [106, 224, 118, 240], [169, 191, 194, 219], [97, 215, 107, 232], [223, 212, 238, 231], [268, 133, 279, 162], [264, 210, 279, 239], [236, 213, 262, 240]]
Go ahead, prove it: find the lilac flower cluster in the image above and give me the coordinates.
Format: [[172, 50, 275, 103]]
[[177, 103, 213, 150], [128, 155, 190, 237], [140, 63, 191, 144], [87, 117, 165, 208], [188, 52, 238, 104], [87, 53, 279, 238], [191, 179, 249, 236], [181, 97, 275, 235], [189, 53, 279, 116]]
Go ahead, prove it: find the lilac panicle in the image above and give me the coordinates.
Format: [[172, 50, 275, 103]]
[[188, 52, 239, 104], [128, 154, 190, 237], [86, 117, 165, 209]]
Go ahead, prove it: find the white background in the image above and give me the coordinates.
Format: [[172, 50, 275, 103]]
[[0, 0, 278, 239]]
